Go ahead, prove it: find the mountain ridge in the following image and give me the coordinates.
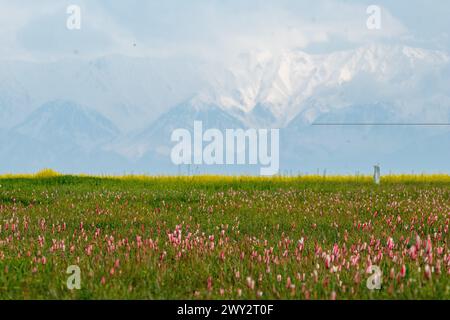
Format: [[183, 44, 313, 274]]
[[1, 44, 450, 174]]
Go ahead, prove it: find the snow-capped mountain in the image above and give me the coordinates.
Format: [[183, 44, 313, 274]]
[[1, 44, 450, 174], [108, 102, 245, 160], [191, 45, 450, 128], [0, 100, 128, 173], [14, 100, 120, 150], [0, 56, 207, 131]]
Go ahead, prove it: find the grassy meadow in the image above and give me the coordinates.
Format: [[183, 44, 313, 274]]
[[0, 171, 448, 299]]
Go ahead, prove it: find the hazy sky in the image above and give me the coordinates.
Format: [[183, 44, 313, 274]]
[[0, 0, 449, 61]]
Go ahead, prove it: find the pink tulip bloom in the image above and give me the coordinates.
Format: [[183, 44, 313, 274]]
[[424, 265, 432, 280], [246, 277, 255, 290], [415, 235, 421, 250], [387, 237, 395, 250], [409, 245, 417, 260], [400, 265, 406, 278], [207, 276, 213, 291], [330, 291, 337, 300], [333, 244, 339, 256], [425, 236, 433, 254], [325, 255, 331, 269], [286, 277, 292, 289]]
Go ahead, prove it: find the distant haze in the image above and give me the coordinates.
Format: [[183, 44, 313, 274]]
[[0, 1, 449, 174]]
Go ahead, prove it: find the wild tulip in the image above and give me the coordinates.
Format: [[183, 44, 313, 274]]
[[390, 268, 395, 279], [354, 272, 361, 284], [207, 276, 213, 291], [435, 262, 441, 275], [325, 255, 331, 269], [286, 277, 292, 289], [297, 238, 304, 251], [304, 290, 310, 300], [415, 235, 421, 250], [425, 236, 432, 254], [330, 291, 337, 300], [424, 265, 432, 280], [409, 246, 417, 260], [333, 243, 339, 256], [400, 265, 406, 278], [246, 277, 255, 290], [387, 237, 395, 250]]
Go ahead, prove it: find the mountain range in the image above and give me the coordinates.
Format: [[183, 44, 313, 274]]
[[1, 44, 450, 174]]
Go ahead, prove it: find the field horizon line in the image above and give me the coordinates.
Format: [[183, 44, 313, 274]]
[[1, 169, 450, 183]]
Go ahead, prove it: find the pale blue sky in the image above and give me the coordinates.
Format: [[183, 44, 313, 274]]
[[0, 0, 449, 61]]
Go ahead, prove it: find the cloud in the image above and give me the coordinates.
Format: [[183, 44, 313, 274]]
[[0, 0, 448, 61], [0, 1, 130, 60], [93, 0, 409, 58]]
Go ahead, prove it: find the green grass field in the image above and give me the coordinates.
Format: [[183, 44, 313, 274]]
[[0, 173, 448, 299]]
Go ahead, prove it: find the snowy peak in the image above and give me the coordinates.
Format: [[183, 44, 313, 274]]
[[192, 45, 450, 128], [14, 100, 120, 150], [0, 55, 208, 132], [109, 102, 245, 160]]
